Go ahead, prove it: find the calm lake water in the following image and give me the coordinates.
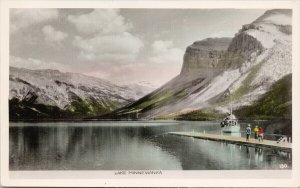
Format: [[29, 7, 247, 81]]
[[9, 121, 292, 170]]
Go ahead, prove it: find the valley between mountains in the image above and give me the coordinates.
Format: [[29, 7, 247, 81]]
[[92, 9, 292, 123], [10, 9, 292, 135]]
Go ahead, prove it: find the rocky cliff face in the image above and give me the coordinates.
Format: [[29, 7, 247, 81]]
[[181, 38, 232, 74], [183, 9, 292, 111], [222, 9, 291, 71], [221, 9, 292, 109], [102, 9, 292, 120], [222, 33, 264, 69], [95, 38, 233, 120]]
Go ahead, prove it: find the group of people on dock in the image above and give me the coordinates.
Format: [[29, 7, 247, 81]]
[[246, 124, 264, 142]]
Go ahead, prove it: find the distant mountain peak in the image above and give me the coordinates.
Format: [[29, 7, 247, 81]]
[[253, 9, 292, 26], [9, 67, 154, 119]]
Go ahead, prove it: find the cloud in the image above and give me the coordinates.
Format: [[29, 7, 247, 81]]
[[42, 25, 68, 45], [67, 9, 131, 35], [69, 9, 143, 63], [73, 32, 143, 62], [149, 40, 184, 65], [10, 9, 58, 33], [10, 56, 69, 72]]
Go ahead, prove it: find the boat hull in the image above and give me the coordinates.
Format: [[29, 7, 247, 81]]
[[222, 125, 240, 133]]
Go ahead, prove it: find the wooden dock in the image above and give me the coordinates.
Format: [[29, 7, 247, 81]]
[[168, 132, 292, 151]]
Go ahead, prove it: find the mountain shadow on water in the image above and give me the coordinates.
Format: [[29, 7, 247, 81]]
[[9, 96, 118, 121]]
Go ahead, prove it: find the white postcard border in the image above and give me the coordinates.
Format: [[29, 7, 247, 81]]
[[1, 0, 300, 187]]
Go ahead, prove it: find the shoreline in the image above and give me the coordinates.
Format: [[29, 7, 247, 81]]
[[8, 117, 290, 123]]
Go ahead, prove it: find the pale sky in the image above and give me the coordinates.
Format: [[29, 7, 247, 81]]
[[10, 8, 266, 87]]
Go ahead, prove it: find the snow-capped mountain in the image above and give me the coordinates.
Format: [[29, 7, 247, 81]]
[[9, 67, 153, 119], [215, 9, 292, 111], [101, 9, 292, 119], [9, 9, 292, 120]]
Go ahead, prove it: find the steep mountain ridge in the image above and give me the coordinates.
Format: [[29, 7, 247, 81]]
[[96, 37, 232, 119], [9, 67, 151, 119], [189, 9, 292, 113], [220, 9, 292, 109], [99, 9, 292, 120]]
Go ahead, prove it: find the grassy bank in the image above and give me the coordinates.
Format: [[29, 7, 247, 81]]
[[234, 74, 292, 120]]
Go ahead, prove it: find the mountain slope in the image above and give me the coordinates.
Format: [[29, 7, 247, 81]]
[[234, 73, 292, 120], [177, 74, 292, 121], [9, 67, 150, 119], [215, 9, 292, 110], [97, 9, 292, 120], [94, 37, 232, 119]]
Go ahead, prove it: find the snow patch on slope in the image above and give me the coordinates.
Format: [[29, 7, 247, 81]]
[[254, 9, 292, 26], [173, 9, 292, 115], [191, 69, 241, 105]]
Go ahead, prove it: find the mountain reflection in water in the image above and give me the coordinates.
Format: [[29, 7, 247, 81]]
[[9, 121, 292, 170]]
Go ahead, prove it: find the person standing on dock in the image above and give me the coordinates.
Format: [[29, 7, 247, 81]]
[[254, 125, 259, 140], [246, 124, 251, 141], [258, 127, 264, 142]]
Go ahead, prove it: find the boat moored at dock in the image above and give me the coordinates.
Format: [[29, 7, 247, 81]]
[[220, 114, 241, 133]]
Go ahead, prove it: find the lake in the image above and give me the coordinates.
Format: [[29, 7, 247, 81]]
[[9, 121, 292, 170]]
